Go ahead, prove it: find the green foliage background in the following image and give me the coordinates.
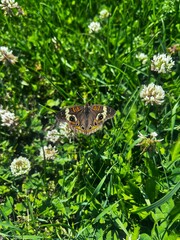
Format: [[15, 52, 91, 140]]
[[0, 0, 179, 239]]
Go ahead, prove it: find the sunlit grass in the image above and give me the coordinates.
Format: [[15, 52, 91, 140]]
[[0, 0, 179, 239]]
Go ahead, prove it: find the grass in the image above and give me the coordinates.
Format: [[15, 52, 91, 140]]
[[0, 0, 179, 239]]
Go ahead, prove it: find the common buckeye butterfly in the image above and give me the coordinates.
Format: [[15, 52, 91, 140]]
[[57, 104, 116, 135]]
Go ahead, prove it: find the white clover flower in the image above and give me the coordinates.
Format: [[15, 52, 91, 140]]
[[150, 131, 158, 139], [0, 46, 18, 64], [88, 21, 101, 33], [52, 122, 74, 143], [151, 53, 175, 73], [137, 131, 163, 145], [0, 0, 24, 16], [0, 108, 18, 127], [40, 145, 58, 160], [58, 122, 74, 139], [0, 0, 18, 9], [137, 131, 163, 154], [99, 9, 110, 19], [10, 157, 31, 176], [140, 83, 165, 105], [136, 53, 148, 65], [45, 129, 59, 143]]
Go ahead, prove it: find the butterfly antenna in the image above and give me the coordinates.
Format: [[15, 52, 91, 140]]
[[76, 92, 88, 104], [77, 91, 97, 104], [77, 92, 82, 99]]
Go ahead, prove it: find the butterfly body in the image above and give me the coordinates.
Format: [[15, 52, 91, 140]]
[[57, 104, 116, 135]]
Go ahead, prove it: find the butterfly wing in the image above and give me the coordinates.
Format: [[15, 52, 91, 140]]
[[57, 105, 116, 135], [57, 105, 86, 132], [89, 105, 116, 130]]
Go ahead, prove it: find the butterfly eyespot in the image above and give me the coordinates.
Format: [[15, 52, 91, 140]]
[[69, 115, 76, 122], [97, 113, 104, 121]]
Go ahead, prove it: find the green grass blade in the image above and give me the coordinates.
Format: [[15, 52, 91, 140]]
[[132, 182, 180, 213]]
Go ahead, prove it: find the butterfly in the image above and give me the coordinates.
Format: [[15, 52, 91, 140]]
[[56, 104, 116, 135]]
